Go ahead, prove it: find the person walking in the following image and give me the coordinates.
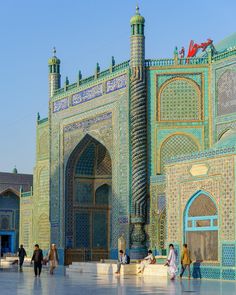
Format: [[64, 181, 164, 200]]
[[31, 244, 43, 277], [18, 244, 27, 271], [48, 244, 59, 275], [165, 244, 178, 280], [115, 250, 128, 274], [180, 244, 192, 279]]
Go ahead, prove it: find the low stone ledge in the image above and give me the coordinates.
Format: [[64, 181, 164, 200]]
[[67, 262, 167, 277]]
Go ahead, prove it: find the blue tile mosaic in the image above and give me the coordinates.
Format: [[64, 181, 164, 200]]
[[222, 244, 235, 267], [53, 97, 69, 113], [106, 74, 127, 93], [222, 269, 236, 280], [64, 112, 112, 133], [72, 84, 103, 106]]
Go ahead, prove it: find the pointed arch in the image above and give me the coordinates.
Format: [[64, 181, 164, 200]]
[[65, 134, 112, 261], [184, 190, 218, 261]]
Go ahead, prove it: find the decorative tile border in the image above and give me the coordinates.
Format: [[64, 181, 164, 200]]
[[64, 112, 112, 133], [72, 84, 103, 106], [53, 97, 69, 113], [106, 74, 127, 93], [166, 146, 236, 164], [53, 74, 128, 113]]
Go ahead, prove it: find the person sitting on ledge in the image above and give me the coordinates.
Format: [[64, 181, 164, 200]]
[[137, 250, 155, 274], [115, 250, 128, 274]]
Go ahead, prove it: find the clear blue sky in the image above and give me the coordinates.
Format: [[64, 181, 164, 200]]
[[0, 0, 235, 174]]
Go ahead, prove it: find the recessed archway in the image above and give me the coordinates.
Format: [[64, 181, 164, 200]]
[[65, 134, 112, 263], [184, 191, 218, 261]]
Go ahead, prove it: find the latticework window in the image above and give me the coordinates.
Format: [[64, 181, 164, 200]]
[[159, 78, 201, 121], [160, 135, 199, 172], [217, 70, 236, 116]]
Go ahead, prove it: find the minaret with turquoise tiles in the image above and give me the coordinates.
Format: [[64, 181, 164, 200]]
[[130, 5, 147, 258], [48, 47, 61, 98]]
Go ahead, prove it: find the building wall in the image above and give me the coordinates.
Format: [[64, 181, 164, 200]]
[[147, 65, 210, 177], [165, 152, 236, 280], [19, 193, 33, 254], [212, 55, 236, 142], [33, 119, 50, 253], [49, 69, 131, 261]]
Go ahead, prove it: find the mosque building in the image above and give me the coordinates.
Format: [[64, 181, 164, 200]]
[[0, 168, 33, 255], [9, 6, 236, 279]]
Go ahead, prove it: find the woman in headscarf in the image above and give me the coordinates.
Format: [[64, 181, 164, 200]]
[[48, 244, 59, 275]]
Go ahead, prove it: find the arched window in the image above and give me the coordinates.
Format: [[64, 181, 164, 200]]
[[184, 191, 218, 261], [1, 217, 10, 230], [95, 184, 110, 205], [160, 134, 199, 173], [217, 69, 236, 116], [158, 78, 201, 121]]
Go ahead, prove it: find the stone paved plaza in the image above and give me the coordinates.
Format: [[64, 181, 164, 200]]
[[1, 267, 236, 295]]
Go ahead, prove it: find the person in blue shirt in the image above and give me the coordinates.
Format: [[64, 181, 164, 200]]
[[115, 250, 127, 274]]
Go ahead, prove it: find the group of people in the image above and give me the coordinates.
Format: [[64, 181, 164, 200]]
[[17, 243, 59, 276], [18, 242, 192, 279], [115, 243, 192, 280]]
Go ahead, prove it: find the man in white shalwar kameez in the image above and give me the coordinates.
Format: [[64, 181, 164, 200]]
[[166, 244, 178, 280]]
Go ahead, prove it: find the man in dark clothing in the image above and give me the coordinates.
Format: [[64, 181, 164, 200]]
[[18, 244, 27, 271], [31, 244, 43, 277]]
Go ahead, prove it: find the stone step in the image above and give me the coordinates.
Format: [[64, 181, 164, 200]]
[[67, 262, 167, 277]]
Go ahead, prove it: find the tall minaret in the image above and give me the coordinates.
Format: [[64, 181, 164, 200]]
[[130, 5, 147, 258], [48, 47, 61, 98]]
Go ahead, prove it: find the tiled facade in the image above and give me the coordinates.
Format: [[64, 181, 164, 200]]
[[17, 7, 236, 279]]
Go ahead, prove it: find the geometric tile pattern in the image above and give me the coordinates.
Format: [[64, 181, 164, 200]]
[[75, 182, 93, 204], [166, 156, 235, 254], [222, 244, 235, 267], [160, 134, 199, 172], [158, 195, 166, 212], [222, 269, 236, 280], [159, 78, 201, 121], [75, 212, 90, 248], [217, 69, 236, 116], [75, 144, 96, 175], [197, 267, 221, 280]]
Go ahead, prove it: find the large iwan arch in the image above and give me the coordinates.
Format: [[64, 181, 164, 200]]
[[65, 134, 112, 264]]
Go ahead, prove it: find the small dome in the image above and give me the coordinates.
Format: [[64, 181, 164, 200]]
[[214, 129, 236, 149], [48, 56, 60, 65], [12, 166, 18, 174], [215, 32, 236, 53], [48, 47, 60, 65], [130, 5, 145, 25]]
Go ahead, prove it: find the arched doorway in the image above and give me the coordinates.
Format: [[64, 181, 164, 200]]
[[184, 191, 218, 261], [65, 135, 112, 264], [0, 189, 20, 255]]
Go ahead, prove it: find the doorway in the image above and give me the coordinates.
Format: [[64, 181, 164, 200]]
[[65, 135, 112, 264], [0, 235, 11, 256]]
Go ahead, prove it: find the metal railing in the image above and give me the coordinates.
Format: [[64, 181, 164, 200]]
[[65, 248, 109, 265], [145, 57, 209, 67], [212, 48, 236, 62]]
